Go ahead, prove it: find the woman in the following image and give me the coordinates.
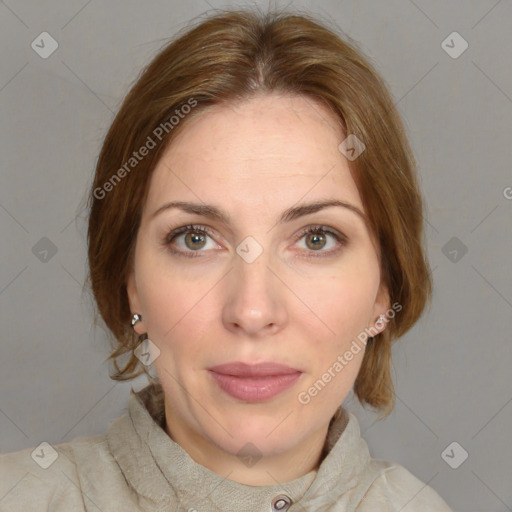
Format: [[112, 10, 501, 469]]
[[0, 9, 453, 511]]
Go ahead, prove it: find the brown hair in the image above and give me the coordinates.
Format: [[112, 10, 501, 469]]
[[86, 9, 432, 418]]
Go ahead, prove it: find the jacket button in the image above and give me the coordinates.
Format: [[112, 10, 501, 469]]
[[271, 494, 292, 511]]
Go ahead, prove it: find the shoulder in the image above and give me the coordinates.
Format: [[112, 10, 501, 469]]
[[0, 435, 109, 512], [359, 460, 454, 511]]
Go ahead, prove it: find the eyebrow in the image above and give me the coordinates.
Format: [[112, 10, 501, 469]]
[[151, 199, 366, 224]]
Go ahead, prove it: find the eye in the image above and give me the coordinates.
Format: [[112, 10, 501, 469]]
[[164, 224, 347, 258], [294, 225, 347, 257], [164, 224, 220, 257]]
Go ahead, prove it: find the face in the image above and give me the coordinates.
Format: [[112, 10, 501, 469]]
[[127, 93, 389, 468]]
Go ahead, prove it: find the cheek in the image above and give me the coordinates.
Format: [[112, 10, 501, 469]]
[[134, 241, 208, 327], [296, 263, 379, 340], [136, 262, 220, 358], [139, 278, 212, 379]]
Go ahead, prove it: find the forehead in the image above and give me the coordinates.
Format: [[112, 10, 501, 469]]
[[143, 94, 363, 217]]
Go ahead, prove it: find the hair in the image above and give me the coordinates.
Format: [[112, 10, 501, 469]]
[[86, 8, 432, 419]]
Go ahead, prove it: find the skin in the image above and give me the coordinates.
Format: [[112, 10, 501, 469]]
[[127, 93, 389, 486]]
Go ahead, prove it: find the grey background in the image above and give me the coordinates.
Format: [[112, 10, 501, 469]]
[[1, 0, 511, 510]]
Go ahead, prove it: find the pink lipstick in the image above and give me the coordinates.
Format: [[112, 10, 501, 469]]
[[208, 362, 302, 402]]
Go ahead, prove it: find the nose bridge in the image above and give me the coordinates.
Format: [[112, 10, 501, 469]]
[[234, 233, 273, 292], [222, 244, 287, 335], [235, 248, 271, 296]]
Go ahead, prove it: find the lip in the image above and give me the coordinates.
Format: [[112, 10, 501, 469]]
[[208, 361, 301, 377], [208, 362, 303, 402]]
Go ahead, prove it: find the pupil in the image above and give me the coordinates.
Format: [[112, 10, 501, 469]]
[[186, 232, 206, 250], [307, 233, 325, 250]]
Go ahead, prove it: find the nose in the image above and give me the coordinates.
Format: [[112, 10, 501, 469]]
[[222, 251, 288, 338]]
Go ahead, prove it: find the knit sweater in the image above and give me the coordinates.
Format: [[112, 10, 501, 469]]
[[0, 383, 454, 511]]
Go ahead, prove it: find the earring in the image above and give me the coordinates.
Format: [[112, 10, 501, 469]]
[[131, 313, 142, 328], [376, 314, 385, 326]]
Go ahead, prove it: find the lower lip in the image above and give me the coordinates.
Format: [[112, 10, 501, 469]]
[[209, 371, 302, 402]]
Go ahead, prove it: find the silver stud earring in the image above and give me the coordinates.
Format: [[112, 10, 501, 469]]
[[376, 314, 385, 326], [131, 313, 142, 328]]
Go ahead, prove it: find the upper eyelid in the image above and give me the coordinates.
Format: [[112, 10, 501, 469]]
[[167, 224, 343, 238]]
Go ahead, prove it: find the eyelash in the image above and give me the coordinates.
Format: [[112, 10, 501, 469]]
[[164, 224, 347, 259]]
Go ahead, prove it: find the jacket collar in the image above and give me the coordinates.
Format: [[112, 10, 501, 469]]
[[107, 383, 371, 511]]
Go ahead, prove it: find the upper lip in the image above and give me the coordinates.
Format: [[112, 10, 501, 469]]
[[209, 362, 301, 377]]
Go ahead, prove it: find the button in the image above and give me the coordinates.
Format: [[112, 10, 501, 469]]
[[271, 494, 292, 511]]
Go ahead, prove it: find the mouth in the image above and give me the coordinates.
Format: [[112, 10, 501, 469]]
[[208, 361, 303, 402]]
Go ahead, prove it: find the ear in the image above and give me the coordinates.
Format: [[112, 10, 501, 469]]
[[370, 281, 391, 335], [126, 271, 147, 335]]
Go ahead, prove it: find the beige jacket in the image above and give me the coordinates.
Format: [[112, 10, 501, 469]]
[[0, 383, 454, 511]]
